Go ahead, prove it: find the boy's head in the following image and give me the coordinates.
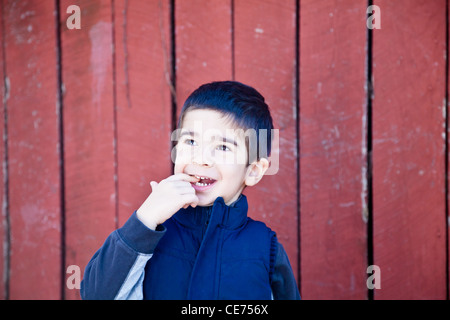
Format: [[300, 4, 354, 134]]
[[173, 81, 274, 207]]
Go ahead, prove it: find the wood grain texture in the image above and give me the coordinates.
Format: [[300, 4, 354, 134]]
[[4, 0, 62, 299], [0, 1, 6, 300], [113, 0, 173, 227], [448, 0, 450, 298], [175, 0, 233, 112], [299, 0, 368, 299], [60, 0, 116, 300], [233, 0, 299, 283], [372, 0, 447, 299]]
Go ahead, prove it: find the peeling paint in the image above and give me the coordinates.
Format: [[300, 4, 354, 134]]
[[339, 202, 355, 208], [361, 109, 368, 224], [89, 22, 113, 114], [3, 77, 10, 103]]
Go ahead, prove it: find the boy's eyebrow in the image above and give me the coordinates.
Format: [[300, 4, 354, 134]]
[[179, 130, 238, 146], [218, 136, 238, 146], [179, 130, 197, 137]]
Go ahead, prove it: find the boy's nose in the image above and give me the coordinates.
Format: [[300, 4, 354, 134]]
[[192, 148, 214, 167]]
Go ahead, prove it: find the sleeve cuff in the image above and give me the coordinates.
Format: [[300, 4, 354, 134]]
[[117, 211, 166, 254]]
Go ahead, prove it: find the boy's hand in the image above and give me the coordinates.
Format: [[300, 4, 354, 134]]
[[136, 173, 200, 230]]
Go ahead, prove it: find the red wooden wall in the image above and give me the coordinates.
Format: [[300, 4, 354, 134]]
[[0, 0, 448, 300]]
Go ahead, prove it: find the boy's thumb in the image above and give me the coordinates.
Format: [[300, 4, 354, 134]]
[[150, 181, 158, 190]]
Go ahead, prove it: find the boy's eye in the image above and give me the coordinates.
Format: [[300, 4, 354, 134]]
[[184, 139, 197, 146], [216, 144, 230, 152]]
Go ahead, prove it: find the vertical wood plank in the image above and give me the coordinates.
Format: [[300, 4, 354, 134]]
[[448, 0, 450, 298], [233, 0, 299, 282], [175, 0, 232, 111], [4, 0, 62, 299], [0, 1, 6, 300], [299, 0, 368, 299], [372, 0, 447, 299], [113, 0, 173, 227], [60, 0, 116, 300]]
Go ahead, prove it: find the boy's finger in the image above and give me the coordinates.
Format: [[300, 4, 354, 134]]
[[189, 195, 199, 208], [179, 173, 201, 182], [177, 185, 196, 194], [150, 181, 158, 190], [190, 200, 198, 208], [182, 194, 199, 208], [168, 173, 200, 183]]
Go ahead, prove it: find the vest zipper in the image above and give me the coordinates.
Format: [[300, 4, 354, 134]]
[[201, 207, 212, 239]]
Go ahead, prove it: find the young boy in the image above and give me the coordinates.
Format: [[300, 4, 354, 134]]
[[81, 81, 300, 300]]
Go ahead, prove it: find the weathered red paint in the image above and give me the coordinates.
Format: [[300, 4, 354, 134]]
[[175, 0, 233, 112], [372, 0, 447, 299], [60, 0, 117, 300], [0, 2, 5, 300], [4, 0, 62, 299], [299, 0, 368, 299]]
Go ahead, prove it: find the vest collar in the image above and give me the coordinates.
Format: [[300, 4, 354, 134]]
[[173, 194, 248, 230]]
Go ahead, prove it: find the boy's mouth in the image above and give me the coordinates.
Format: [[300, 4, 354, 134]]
[[190, 175, 217, 192]]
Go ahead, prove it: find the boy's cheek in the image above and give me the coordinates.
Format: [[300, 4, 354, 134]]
[[173, 157, 187, 174], [173, 146, 190, 166], [224, 149, 248, 166], [174, 168, 187, 177], [236, 149, 248, 166]]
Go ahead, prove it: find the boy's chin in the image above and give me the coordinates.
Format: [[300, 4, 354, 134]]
[[195, 191, 229, 207], [194, 193, 241, 207], [195, 195, 215, 207]]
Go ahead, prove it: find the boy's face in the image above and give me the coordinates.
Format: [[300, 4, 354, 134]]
[[174, 109, 250, 207]]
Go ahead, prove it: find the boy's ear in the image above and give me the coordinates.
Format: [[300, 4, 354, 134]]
[[244, 158, 270, 187]]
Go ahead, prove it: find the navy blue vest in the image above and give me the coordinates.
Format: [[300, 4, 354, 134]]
[[143, 195, 277, 300]]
